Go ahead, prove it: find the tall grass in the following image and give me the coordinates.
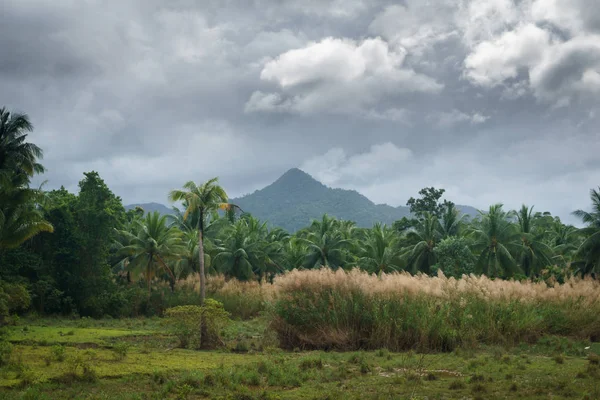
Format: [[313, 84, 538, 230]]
[[270, 269, 600, 352]]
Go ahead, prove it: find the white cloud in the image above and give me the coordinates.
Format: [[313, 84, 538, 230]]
[[429, 109, 490, 127], [247, 37, 443, 116], [301, 142, 414, 186], [464, 23, 551, 87]]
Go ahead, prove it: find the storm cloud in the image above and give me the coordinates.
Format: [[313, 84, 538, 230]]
[[2, 0, 599, 224]]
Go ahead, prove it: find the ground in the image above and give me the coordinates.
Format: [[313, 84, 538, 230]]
[[1, 317, 599, 399]]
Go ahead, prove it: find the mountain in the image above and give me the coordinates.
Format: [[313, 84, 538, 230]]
[[125, 202, 173, 216], [125, 169, 480, 232], [231, 168, 479, 232]]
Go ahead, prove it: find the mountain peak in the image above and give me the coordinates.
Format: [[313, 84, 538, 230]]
[[276, 168, 316, 183]]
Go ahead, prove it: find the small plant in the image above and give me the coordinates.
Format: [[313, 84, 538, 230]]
[[359, 360, 371, 374], [469, 374, 485, 383], [0, 340, 13, 366], [175, 383, 194, 399], [299, 357, 323, 371], [588, 353, 599, 365], [112, 342, 130, 361], [51, 345, 66, 362], [553, 354, 565, 364], [509, 382, 518, 392], [233, 340, 249, 353], [449, 380, 466, 390], [471, 383, 487, 393], [425, 372, 437, 381], [376, 348, 389, 358]]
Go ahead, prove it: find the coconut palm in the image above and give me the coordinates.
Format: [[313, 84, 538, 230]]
[[547, 220, 580, 265], [0, 108, 44, 187], [114, 212, 184, 293], [403, 212, 442, 274], [359, 223, 403, 274], [169, 178, 240, 303], [572, 187, 600, 275], [515, 205, 554, 277], [213, 218, 266, 281], [298, 214, 352, 269], [0, 188, 53, 249], [439, 203, 463, 239], [469, 204, 520, 277]]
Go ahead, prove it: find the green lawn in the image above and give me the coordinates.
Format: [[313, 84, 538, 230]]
[[1, 318, 599, 399]]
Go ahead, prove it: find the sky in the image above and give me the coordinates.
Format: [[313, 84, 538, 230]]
[[2, 0, 599, 225]]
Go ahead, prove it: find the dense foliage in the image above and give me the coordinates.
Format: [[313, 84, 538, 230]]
[[1, 105, 599, 322]]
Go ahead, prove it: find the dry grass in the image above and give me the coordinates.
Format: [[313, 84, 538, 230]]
[[269, 268, 600, 351]]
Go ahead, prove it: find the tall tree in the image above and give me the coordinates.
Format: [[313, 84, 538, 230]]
[[515, 205, 554, 277], [572, 187, 600, 275], [115, 212, 182, 293], [406, 187, 454, 219], [298, 214, 352, 269], [169, 178, 233, 304], [0, 107, 44, 186], [359, 223, 403, 274], [403, 212, 442, 274], [469, 204, 520, 277]]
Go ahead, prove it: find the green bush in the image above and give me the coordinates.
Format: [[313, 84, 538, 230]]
[[51, 345, 66, 362], [433, 237, 476, 278], [0, 340, 13, 366], [165, 300, 230, 349], [111, 342, 130, 360]]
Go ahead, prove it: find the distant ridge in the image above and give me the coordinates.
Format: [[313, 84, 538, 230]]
[[124, 202, 173, 216], [231, 168, 478, 232], [126, 169, 479, 232]]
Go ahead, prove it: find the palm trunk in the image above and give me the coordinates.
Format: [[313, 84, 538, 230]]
[[198, 230, 206, 305]]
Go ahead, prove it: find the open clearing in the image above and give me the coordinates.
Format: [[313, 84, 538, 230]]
[[1, 317, 599, 399]]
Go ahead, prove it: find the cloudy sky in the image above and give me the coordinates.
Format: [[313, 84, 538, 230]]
[[2, 0, 599, 224]]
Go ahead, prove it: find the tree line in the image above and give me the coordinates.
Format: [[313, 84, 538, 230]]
[[1, 106, 600, 319]]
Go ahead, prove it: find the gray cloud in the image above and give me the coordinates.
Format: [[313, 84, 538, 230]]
[[1, 0, 598, 225]]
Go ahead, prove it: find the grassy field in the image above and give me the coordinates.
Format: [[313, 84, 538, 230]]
[[1, 317, 600, 399]]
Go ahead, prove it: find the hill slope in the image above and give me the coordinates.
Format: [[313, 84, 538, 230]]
[[231, 168, 478, 232], [124, 202, 173, 216]]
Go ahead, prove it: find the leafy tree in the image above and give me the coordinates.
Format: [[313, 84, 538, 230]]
[[406, 187, 454, 219], [358, 223, 403, 274], [469, 204, 520, 278], [403, 212, 442, 274], [572, 187, 600, 275], [169, 178, 236, 303], [547, 219, 580, 266], [115, 212, 183, 293], [433, 237, 476, 278]]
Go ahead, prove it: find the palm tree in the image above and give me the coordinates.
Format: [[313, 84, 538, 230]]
[[114, 212, 183, 293], [0, 108, 44, 186], [213, 218, 265, 281], [469, 204, 520, 277], [359, 223, 403, 274], [403, 212, 442, 274], [547, 220, 580, 266], [572, 187, 600, 275], [169, 178, 239, 303], [298, 214, 351, 269], [439, 203, 463, 239], [515, 205, 554, 277]]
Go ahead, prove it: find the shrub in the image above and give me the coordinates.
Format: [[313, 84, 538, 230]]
[[0, 340, 13, 366], [51, 345, 66, 362], [112, 342, 130, 361], [165, 300, 230, 349]]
